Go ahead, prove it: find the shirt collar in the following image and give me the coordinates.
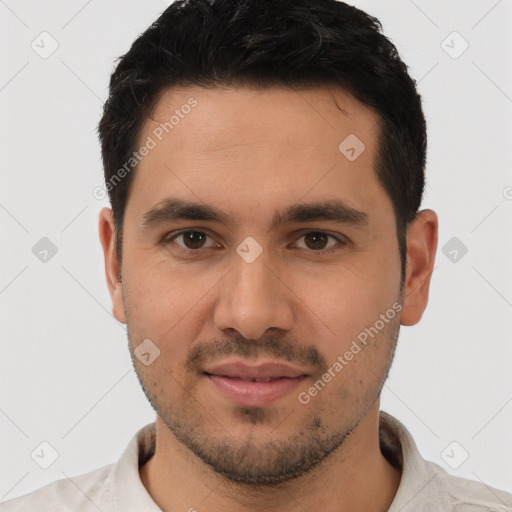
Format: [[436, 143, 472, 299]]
[[380, 411, 449, 511], [110, 420, 161, 511], [108, 411, 446, 511]]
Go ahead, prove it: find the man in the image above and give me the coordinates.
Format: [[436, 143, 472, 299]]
[[2, 0, 511, 511]]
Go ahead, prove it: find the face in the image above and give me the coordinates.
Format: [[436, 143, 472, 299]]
[[100, 85, 423, 486]]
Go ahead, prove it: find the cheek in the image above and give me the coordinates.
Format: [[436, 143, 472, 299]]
[[330, 282, 394, 327], [123, 262, 220, 358], [300, 260, 400, 357], [297, 312, 400, 411], [124, 254, 183, 318]]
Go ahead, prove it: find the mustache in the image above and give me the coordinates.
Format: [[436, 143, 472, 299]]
[[186, 333, 329, 375]]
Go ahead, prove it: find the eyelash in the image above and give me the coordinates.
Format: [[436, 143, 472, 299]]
[[163, 230, 347, 255]]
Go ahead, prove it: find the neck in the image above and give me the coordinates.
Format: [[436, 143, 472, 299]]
[[140, 401, 401, 512]]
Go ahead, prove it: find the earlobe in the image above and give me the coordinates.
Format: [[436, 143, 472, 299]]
[[98, 207, 127, 324], [400, 209, 438, 326]]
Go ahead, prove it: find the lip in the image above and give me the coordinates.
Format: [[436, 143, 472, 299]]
[[203, 360, 308, 407], [203, 361, 307, 380]]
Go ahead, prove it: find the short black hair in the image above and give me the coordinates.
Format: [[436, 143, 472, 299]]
[[98, 0, 426, 282]]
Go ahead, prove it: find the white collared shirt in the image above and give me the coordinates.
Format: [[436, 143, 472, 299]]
[[1, 411, 511, 511]]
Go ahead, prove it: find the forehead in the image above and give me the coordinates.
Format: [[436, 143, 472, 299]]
[[128, 84, 386, 226], [144, 84, 379, 152]]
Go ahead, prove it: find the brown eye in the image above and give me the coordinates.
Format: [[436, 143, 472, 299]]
[[303, 232, 329, 250], [170, 231, 217, 250], [182, 231, 207, 249], [294, 231, 343, 253]]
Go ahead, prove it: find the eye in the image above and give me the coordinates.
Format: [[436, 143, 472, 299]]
[[293, 231, 345, 252], [166, 230, 219, 251], [163, 230, 346, 254]]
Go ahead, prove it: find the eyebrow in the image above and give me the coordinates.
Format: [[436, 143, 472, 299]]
[[142, 197, 369, 231]]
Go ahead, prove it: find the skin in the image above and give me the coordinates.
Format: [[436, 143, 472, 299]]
[[99, 85, 438, 512]]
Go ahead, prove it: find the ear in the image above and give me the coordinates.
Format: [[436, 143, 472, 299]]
[[98, 207, 127, 324], [400, 209, 438, 326]]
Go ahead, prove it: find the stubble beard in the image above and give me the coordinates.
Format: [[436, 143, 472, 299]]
[[128, 320, 400, 487]]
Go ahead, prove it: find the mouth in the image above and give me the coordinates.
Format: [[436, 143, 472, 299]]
[[202, 361, 309, 407], [204, 375, 296, 382]]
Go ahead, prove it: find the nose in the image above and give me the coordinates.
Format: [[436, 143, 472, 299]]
[[213, 248, 295, 341]]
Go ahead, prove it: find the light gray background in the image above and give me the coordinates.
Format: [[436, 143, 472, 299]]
[[1, 0, 511, 502]]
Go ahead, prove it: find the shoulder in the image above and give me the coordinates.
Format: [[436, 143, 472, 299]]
[[0, 422, 157, 512], [0, 464, 114, 512], [426, 459, 512, 512], [379, 412, 512, 512]]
